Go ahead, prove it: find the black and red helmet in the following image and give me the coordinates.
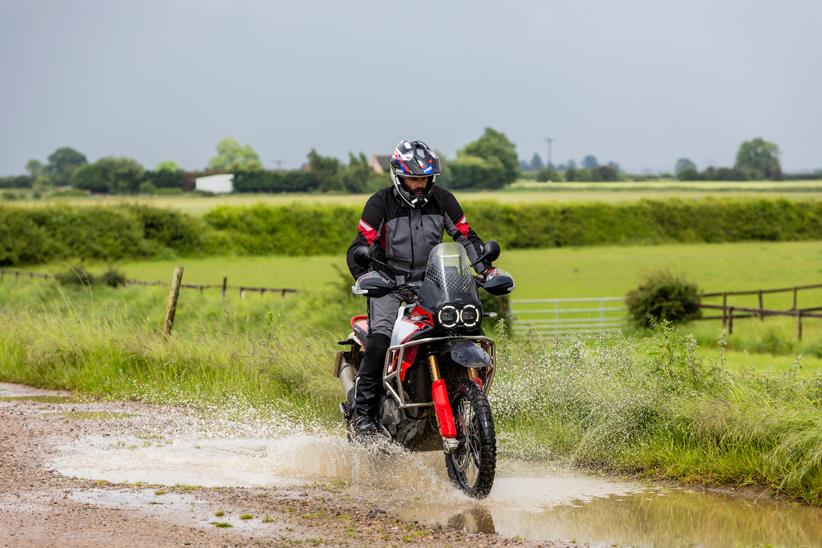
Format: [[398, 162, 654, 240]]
[[390, 140, 441, 208]]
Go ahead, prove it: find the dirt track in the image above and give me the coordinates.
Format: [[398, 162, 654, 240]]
[[0, 384, 565, 547]]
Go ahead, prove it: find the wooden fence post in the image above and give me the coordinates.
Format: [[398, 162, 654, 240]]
[[792, 287, 798, 311], [221, 276, 227, 298], [162, 266, 184, 336], [721, 293, 728, 327], [728, 307, 734, 335], [797, 311, 803, 341], [758, 289, 764, 320]]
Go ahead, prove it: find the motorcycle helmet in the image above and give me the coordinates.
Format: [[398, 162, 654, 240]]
[[390, 140, 441, 208]]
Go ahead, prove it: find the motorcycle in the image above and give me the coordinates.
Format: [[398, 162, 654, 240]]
[[333, 240, 514, 498]]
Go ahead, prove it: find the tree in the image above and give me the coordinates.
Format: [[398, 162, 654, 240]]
[[46, 147, 88, 186], [536, 165, 560, 182], [208, 137, 262, 171], [338, 153, 371, 193], [529, 153, 544, 171], [460, 127, 520, 185], [581, 155, 599, 170], [735, 137, 782, 180], [447, 154, 507, 190], [595, 164, 620, 181], [25, 159, 44, 179], [674, 158, 696, 177], [71, 157, 145, 194], [155, 160, 180, 172]]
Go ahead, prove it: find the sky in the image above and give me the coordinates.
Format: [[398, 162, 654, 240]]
[[1, 0, 821, 174]]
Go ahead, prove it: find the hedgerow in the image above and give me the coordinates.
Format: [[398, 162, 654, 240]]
[[1, 198, 820, 265]]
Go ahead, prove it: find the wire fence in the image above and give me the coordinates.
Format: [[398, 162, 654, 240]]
[[0, 269, 298, 298]]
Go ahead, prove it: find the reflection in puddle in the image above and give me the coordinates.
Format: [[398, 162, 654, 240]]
[[447, 506, 496, 535], [395, 474, 822, 548], [52, 427, 822, 547]]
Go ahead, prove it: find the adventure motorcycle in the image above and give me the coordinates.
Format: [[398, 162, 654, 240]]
[[333, 240, 514, 498]]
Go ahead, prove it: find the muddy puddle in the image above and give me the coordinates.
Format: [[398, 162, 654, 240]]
[[50, 425, 822, 547], [1, 381, 811, 547]]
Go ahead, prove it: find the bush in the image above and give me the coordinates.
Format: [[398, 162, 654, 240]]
[[71, 157, 145, 194], [138, 181, 158, 195], [54, 266, 95, 286], [445, 155, 507, 190], [626, 271, 702, 327], [480, 292, 511, 331], [98, 267, 127, 288], [0, 205, 207, 266], [0, 175, 34, 189], [232, 170, 323, 193]]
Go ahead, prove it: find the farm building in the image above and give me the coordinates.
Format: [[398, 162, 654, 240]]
[[195, 173, 234, 193], [368, 155, 391, 174]]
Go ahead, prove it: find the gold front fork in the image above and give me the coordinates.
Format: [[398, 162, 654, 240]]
[[467, 368, 479, 381], [427, 354, 441, 381]]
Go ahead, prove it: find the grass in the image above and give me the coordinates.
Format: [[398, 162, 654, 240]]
[[26, 240, 818, 300], [0, 280, 819, 505], [10, 240, 822, 371], [5, 179, 820, 216]]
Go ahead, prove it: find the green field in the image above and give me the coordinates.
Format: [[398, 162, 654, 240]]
[[5, 179, 821, 216], [92, 240, 822, 301], [21, 240, 821, 369]]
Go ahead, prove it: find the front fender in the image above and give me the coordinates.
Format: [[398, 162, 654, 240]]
[[447, 340, 491, 368]]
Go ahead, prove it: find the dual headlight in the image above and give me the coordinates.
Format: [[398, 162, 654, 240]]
[[437, 304, 480, 329]]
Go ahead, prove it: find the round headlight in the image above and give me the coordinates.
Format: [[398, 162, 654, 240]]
[[438, 305, 458, 328], [461, 304, 479, 327]]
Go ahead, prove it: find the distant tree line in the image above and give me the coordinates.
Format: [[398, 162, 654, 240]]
[[2, 134, 816, 195], [520, 137, 797, 183], [673, 138, 785, 181]]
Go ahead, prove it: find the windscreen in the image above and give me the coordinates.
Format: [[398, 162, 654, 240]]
[[418, 243, 480, 308]]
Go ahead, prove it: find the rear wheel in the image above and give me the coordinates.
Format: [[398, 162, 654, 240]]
[[444, 379, 496, 498]]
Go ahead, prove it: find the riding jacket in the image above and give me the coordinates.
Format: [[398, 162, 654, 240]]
[[346, 186, 485, 283]]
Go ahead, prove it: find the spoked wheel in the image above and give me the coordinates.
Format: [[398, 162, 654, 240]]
[[445, 379, 496, 498]]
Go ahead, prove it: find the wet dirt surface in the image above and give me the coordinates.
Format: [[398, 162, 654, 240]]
[[0, 383, 558, 547], [2, 382, 821, 547]]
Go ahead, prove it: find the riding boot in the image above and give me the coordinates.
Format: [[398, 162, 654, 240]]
[[353, 333, 390, 435]]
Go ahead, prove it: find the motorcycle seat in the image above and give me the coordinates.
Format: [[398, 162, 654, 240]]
[[350, 315, 369, 347]]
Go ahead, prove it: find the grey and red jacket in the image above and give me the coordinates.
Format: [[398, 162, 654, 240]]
[[346, 186, 485, 283]]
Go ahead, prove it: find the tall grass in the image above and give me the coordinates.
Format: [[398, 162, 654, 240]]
[[491, 327, 822, 505], [0, 282, 820, 505]]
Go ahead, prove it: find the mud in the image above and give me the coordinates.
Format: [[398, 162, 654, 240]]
[[0, 383, 560, 547], [1, 382, 820, 547]]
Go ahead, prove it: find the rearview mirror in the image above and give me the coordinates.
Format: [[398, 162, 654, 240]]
[[478, 240, 500, 264], [353, 246, 373, 267]]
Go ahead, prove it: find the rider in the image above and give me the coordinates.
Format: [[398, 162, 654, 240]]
[[345, 140, 488, 436]]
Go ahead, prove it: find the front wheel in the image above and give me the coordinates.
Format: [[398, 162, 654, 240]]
[[445, 379, 496, 498]]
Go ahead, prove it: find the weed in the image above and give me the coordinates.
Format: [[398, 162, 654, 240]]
[[211, 522, 232, 528], [239, 514, 254, 520], [214, 511, 225, 517]]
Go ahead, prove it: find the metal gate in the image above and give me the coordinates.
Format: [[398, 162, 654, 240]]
[[510, 297, 627, 336]]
